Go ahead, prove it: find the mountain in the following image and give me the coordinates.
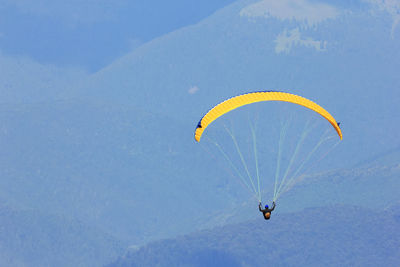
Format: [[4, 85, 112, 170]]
[[108, 204, 400, 267], [0, 99, 245, 245], [1, 95, 399, 247], [81, 0, 400, 169], [0, 52, 87, 103], [0, 200, 123, 267], [194, 163, 400, 229], [0, 0, 237, 71], [0, 0, 399, 265]]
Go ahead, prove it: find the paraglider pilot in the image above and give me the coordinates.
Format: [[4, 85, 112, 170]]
[[259, 201, 276, 220]]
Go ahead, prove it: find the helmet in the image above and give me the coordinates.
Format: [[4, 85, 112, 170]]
[[265, 205, 269, 209]]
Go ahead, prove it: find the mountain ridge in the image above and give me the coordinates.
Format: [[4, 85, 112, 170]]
[[109, 204, 400, 266]]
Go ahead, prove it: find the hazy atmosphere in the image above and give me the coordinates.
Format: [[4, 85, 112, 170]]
[[1, 0, 399, 266]]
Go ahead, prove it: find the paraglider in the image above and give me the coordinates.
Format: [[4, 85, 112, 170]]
[[194, 91, 342, 220], [259, 201, 276, 220]]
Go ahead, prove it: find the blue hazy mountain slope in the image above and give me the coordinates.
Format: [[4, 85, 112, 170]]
[[0, 201, 124, 267], [197, 163, 400, 227], [0, 52, 87, 103], [1, 95, 399, 247], [281, 164, 400, 210], [0, 100, 236, 244], [82, 0, 400, 170], [108, 204, 400, 267], [0, 0, 236, 71]]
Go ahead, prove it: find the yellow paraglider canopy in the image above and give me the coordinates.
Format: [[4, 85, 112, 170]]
[[194, 91, 342, 142]]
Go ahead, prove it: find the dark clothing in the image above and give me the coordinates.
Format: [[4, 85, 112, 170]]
[[259, 202, 276, 220]]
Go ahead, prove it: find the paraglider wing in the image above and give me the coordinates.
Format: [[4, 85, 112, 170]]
[[194, 91, 342, 142]]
